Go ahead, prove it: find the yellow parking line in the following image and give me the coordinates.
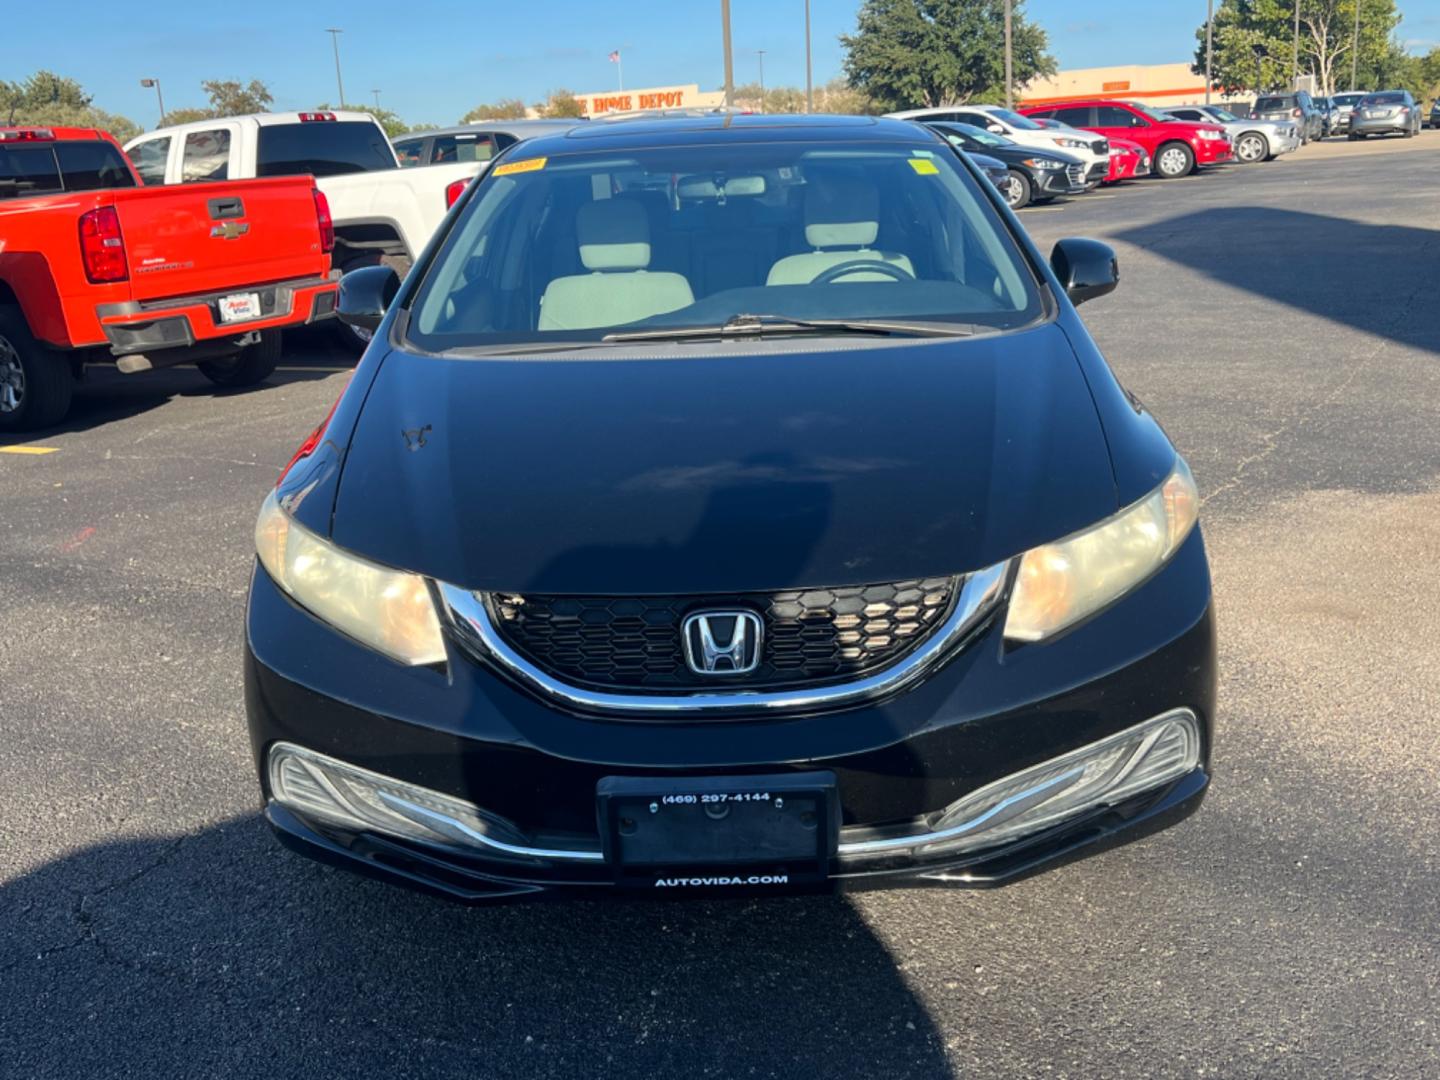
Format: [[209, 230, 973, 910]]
[[0, 445, 59, 455]]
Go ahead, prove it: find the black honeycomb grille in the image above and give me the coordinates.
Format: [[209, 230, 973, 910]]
[[485, 577, 959, 691]]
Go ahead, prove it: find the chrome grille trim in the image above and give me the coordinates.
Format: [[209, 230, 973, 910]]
[[439, 561, 1011, 717], [1065, 163, 1085, 187]]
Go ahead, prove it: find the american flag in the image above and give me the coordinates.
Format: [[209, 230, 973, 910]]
[[608, 50, 620, 63]]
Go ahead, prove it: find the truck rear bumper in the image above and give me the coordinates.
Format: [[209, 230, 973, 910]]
[[95, 272, 339, 360]]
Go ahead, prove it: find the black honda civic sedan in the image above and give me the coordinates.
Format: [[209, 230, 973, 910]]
[[245, 115, 1214, 901]]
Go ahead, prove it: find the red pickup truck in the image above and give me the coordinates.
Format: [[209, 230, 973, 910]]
[[0, 126, 338, 431]]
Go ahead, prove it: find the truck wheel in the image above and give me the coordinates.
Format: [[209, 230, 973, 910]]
[[1155, 142, 1195, 178], [0, 305, 73, 433], [198, 329, 281, 388]]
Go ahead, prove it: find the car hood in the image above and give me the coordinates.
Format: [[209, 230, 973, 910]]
[[330, 322, 1119, 595]]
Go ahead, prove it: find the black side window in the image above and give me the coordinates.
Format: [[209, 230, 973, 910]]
[[1054, 106, 1093, 126], [54, 141, 136, 192], [0, 146, 62, 200], [1097, 106, 1144, 128]]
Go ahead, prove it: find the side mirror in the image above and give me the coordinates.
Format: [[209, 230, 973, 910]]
[[337, 265, 401, 333], [1050, 238, 1119, 306], [987, 124, 1006, 134]]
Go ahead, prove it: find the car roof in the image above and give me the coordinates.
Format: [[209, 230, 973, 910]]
[[393, 120, 581, 142], [507, 114, 936, 157], [0, 125, 109, 142]]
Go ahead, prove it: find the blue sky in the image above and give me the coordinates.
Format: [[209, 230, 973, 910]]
[[7, 1, 1440, 129]]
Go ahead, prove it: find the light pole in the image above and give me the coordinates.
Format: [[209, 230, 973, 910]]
[[721, 0, 734, 108], [804, 0, 813, 113], [1351, 0, 1361, 89], [1292, 0, 1300, 86], [326, 28, 346, 107], [757, 49, 767, 111], [1004, 0, 1014, 110], [139, 77, 166, 126], [371, 88, 381, 110], [1205, 0, 1214, 104]]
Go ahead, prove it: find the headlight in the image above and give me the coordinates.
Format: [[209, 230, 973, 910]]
[[1198, 129, 1222, 141], [1024, 157, 1066, 170], [1003, 460, 1199, 643], [1055, 138, 1091, 150], [255, 491, 447, 665]]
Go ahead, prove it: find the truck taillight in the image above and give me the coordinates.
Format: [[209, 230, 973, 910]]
[[299, 112, 337, 122], [445, 178, 470, 209], [78, 207, 128, 284], [313, 188, 334, 253]]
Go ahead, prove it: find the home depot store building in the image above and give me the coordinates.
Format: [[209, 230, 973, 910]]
[[1021, 62, 1247, 108], [575, 83, 726, 116]]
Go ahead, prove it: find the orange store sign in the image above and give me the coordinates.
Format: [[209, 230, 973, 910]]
[[582, 86, 697, 115]]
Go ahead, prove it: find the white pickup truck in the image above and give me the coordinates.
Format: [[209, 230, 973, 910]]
[[124, 111, 482, 346]]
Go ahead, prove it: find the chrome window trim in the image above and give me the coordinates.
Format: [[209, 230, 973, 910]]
[[438, 560, 1011, 717]]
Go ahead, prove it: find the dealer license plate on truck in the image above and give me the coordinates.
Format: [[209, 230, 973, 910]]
[[218, 292, 262, 323]]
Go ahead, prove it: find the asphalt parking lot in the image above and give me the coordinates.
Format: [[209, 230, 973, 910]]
[[4, 132, 1439, 1078]]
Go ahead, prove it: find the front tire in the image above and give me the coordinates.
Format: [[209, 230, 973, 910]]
[[0, 304, 73, 433], [197, 329, 281, 388], [1002, 170, 1032, 210], [1155, 141, 1195, 179], [1235, 132, 1269, 164]]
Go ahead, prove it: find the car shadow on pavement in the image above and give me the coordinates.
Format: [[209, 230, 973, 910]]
[[3, 816, 953, 1078], [1114, 207, 1440, 355]]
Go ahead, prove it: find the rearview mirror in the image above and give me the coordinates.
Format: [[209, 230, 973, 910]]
[[1050, 238, 1119, 306], [337, 265, 401, 332]]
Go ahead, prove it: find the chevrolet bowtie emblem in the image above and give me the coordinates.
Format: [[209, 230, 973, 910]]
[[210, 221, 250, 239]]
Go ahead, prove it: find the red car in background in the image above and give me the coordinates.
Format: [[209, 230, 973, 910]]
[[1021, 100, 1232, 179], [1032, 119, 1150, 183]]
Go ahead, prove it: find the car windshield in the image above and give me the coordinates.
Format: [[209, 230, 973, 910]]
[[1359, 92, 1405, 105], [1208, 108, 1239, 122], [1333, 94, 1363, 106], [1131, 103, 1179, 123], [407, 139, 1044, 352], [984, 108, 1043, 131], [940, 122, 1010, 148]]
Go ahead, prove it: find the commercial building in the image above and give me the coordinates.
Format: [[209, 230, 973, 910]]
[[1021, 62, 1249, 108], [573, 83, 726, 117]]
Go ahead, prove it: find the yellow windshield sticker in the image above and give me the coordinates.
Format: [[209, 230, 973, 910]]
[[908, 158, 940, 175], [493, 156, 548, 177]]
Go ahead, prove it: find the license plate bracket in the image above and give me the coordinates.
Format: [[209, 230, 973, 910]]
[[218, 292, 262, 323], [597, 772, 838, 887]]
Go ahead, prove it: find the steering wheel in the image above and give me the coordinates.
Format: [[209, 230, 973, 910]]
[[809, 259, 916, 285]]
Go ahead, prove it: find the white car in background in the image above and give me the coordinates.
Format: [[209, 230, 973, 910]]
[[886, 104, 1111, 187], [1165, 105, 1300, 164], [125, 112, 486, 347]]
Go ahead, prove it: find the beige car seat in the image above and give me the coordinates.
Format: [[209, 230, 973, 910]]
[[767, 176, 914, 286], [538, 200, 695, 331]]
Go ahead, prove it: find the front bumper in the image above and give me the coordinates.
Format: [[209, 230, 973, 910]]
[[1196, 140, 1234, 165], [1034, 169, 1087, 197], [96, 272, 339, 364], [245, 532, 1216, 901]]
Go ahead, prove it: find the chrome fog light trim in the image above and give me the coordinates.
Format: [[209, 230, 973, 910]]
[[837, 708, 1201, 860], [267, 742, 604, 862]]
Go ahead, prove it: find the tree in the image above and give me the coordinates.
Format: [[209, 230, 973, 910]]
[[536, 89, 585, 119], [157, 107, 212, 126], [461, 98, 529, 122], [841, 0, 1054, 112], [201, 79, 275, 116], [1193, 0, 1402, 95], [731, 83, 807, 114], [0, 70, 140, 141], [815, 77, 876, 115]]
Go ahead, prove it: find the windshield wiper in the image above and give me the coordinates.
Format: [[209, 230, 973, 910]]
[[602, 312, 978, 343]]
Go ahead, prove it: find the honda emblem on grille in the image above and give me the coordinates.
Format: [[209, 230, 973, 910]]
[[682, 610, 763, 675]]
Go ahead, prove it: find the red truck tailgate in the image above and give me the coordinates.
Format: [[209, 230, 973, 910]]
[[112, 176, 328, 302]]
